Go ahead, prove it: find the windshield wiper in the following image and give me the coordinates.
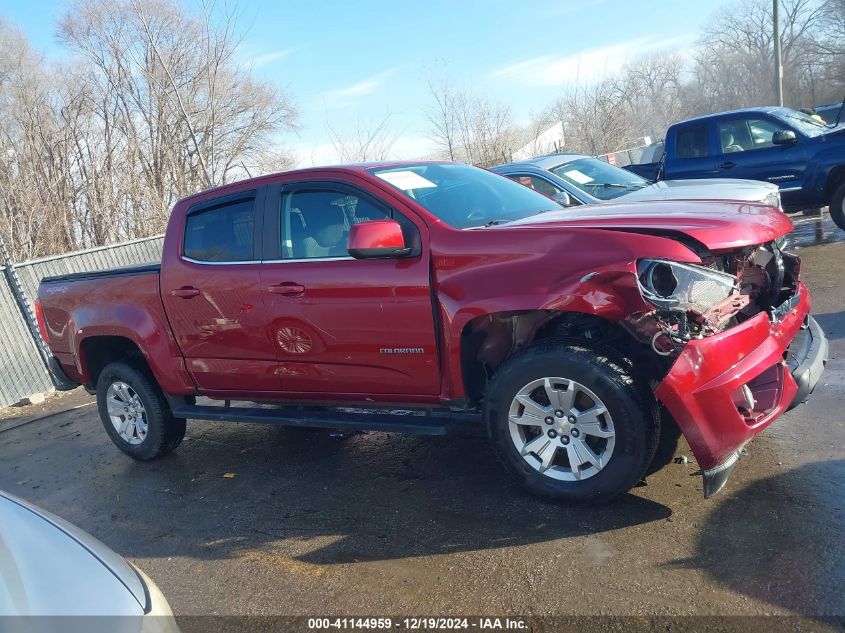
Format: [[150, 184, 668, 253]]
[[596, 182, 646, 189], [484, 219, 510, 227]]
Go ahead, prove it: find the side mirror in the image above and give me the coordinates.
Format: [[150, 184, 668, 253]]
[[772, 129, 797, 146], [552, 191, 572, 207], [348, 219, 411, 259]]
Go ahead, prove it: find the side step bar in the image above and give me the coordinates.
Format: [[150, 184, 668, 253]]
[[165, 397, 479, 436]]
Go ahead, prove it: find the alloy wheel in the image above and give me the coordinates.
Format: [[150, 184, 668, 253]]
[[508, 377, 616, 481], [105, 381, 148, 445]]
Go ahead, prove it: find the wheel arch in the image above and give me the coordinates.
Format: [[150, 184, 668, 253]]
[[78, 335, 151, 389], [458, 309, 661, 405], [823, 164, 845, 203], [71, 316, 195, 395]]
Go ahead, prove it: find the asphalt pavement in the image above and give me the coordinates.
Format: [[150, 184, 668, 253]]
[[1, 213, 843, 630]]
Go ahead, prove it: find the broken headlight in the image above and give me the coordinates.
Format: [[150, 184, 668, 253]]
[[637, 259, 737, 313], [764, 190, 782, 211]]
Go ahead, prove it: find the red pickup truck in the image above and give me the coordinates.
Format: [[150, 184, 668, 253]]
[[36, 162, 828, 503]]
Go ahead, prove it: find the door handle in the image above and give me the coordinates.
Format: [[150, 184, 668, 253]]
[[719, 161, 736, 169], [170, 286, 200, 299], [267, 282, 305, 296]]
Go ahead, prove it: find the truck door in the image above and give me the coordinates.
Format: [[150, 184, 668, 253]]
[[666, 122, 718, 179], [160, 189, 281, 393], [258, 181, 440, 396], [713, 115, 808, 191]]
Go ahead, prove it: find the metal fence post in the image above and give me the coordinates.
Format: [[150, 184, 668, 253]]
[[0, 236, 51, 368]]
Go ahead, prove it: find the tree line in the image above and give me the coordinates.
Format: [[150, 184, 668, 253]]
[[427, 0, 844, 165], [1, 0, 843, 261], [0, 0, 296, 261]]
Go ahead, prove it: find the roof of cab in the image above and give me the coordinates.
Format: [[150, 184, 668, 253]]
[[670, 106, 786, 126], [175, 160, 449, 208]]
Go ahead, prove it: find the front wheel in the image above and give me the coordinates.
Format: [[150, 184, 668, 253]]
[[830, 183, 845, 232], [485, 343, 659, 504], [96, 361, 186, 460]]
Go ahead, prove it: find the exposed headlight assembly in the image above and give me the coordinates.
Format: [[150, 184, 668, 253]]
[[764, 190, 782, 210], [637, 259, 737, 313]]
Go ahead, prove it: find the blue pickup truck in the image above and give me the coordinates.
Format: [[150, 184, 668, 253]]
[[625, 107, 845, 229]]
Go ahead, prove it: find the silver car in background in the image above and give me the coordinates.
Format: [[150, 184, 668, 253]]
[[0, 490, 178, 633], [492, 154, 782, 210]]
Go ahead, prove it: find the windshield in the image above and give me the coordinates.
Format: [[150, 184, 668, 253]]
[[775, 109, 828, 137], [549, 157, 648, 200], [369, 163, 562, 229]]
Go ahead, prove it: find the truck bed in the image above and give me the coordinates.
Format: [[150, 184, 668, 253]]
[[41, 263, 161, 285]]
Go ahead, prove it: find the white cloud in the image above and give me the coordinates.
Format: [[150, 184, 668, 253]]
[[250, 49, 293, 67], [317, 68, 399, 108], [489, 35, 695, 87]]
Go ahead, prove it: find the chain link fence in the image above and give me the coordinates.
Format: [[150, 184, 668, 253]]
[[0, 235, 164, 408]]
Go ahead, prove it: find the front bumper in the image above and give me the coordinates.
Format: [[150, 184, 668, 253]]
[[655, 282, 827, 497]]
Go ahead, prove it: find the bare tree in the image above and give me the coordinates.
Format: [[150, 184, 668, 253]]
[[0, 0, 300, 261], [425, 78, 516, 166], [549, 77, 637, 156], [58, 0, 298, 226], [425, 77, 460, 160], [0, 18, 81, 259], [622, 51, 687, 141], [327, 111, 400, 163], [814, 0, 845, 102], [692, 0, 830, 109]]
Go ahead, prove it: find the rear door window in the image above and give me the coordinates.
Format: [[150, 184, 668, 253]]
[[183, 196, 256, 262], [675, 125, 709, 159]]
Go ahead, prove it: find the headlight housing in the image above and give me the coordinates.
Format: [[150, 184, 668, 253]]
[[637, 259, 738, 313], [764, 190, 782, 211]]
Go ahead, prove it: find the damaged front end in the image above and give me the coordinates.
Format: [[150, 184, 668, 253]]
[[627, 241, 826, 498], [633, 241, 801, 357]]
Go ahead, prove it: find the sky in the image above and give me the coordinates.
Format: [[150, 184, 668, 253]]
[[1, 0, 729, 166]]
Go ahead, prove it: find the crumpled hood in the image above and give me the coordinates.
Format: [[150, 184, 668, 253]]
[[499, 199, 793, 252], [618, 178, 778, 203]]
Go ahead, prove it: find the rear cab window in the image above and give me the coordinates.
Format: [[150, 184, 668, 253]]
[[183, 195, 256, 262]]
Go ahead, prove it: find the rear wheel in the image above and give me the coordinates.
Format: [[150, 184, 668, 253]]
[[96, 361, 186, 460], [485, 343, 659, 504], [830, 183, 845, 231]]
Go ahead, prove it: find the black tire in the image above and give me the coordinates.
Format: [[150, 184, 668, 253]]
[[645, 406, 682, 476], [830, 183, 845, 232], [484, 342, 660, 504], [96, 361, 186, 460]]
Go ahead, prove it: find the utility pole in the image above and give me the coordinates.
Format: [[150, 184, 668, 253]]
[[773, 0, 784, 106]]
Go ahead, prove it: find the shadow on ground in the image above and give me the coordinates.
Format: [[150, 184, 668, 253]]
[[814, 310, 845, 341], [0, 415, 671, 566], [670, 459, 845, 616]]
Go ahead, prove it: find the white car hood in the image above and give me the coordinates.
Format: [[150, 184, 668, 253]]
[[618, 178, 779, 203], [0, 493, 145, 616]]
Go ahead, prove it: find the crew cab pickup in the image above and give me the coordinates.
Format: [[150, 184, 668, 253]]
[[36, 162, 828, 503], [624, 107, 845, 229]]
